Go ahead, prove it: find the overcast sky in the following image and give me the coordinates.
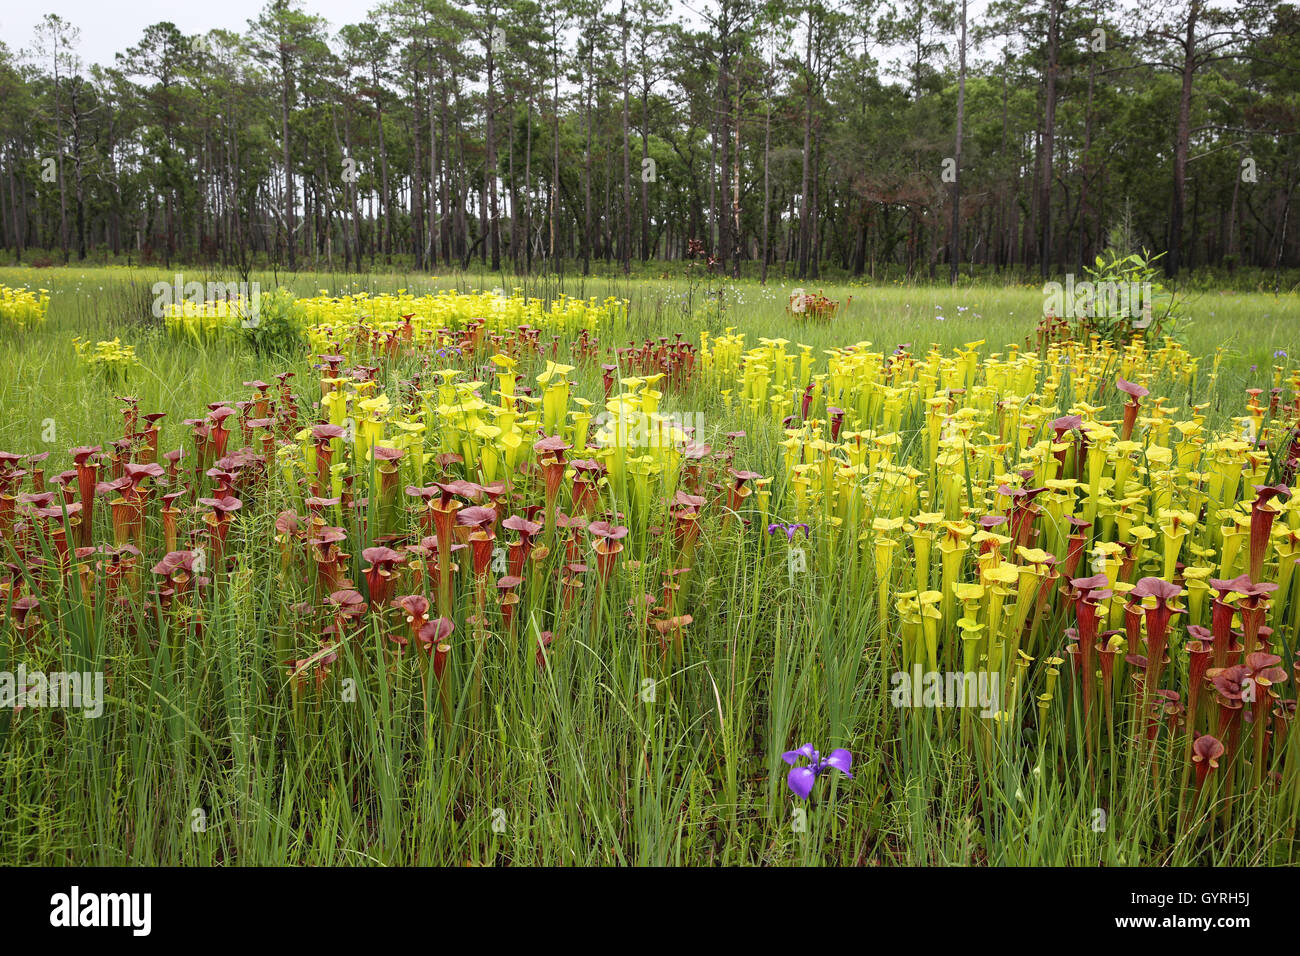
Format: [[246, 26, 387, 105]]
[[7, 0, 1073, 74], [5, 1, 367, 68]]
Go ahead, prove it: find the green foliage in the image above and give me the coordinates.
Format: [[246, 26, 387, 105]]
[[0, 267, 1296, 865], [1080, 248, 1188, 344], [240, 287, 305, 358], [3, 2, 1299, 284]]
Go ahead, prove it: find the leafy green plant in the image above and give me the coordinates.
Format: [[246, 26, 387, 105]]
[[240, 287, 305, 357], [1078, 248, 1188, 343]]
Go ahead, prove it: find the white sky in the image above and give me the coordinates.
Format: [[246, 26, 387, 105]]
[[4, 0, 376, 68], [5, 0, 1027, 74]]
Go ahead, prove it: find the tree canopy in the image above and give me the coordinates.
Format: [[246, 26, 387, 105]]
[[1, 0, 1297, 280]]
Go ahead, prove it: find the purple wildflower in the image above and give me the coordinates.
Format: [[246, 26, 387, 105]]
[[767, 522, 810, 541], [781, 744, 853, 799]]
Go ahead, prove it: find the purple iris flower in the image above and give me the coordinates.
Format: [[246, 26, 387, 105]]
[[767, 522, 810, 540], [781, 744, 853, 799]]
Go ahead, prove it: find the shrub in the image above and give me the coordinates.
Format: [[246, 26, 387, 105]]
[[1079, 249, 1188, 343], [239, 287, 305, 357]]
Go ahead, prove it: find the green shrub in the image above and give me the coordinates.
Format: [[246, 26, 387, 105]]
[[240, 287, 305, 357]]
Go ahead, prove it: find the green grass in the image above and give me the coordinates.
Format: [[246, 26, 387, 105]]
[[0, 265, 1295, 865]]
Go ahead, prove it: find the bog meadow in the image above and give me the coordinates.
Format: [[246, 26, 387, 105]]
[[0, 0, 1298, 867]]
